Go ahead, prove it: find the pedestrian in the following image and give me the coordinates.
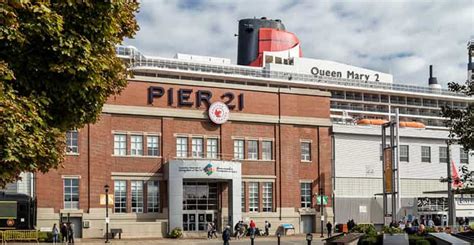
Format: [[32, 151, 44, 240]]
[[60, 223, 68, 243], [465, 217, 470, 226], [67, 222, 75, 244], [249, 220, 256, 236], [222, 225, 231, 245], [239, 221, 246, 239], [212, 222, 218, 238], [427, 218, 434, 228], [326, 221, 333, 237], [207, 222, 213, 239], [52, 223, 59, 244], [264, 220, 271, 236]]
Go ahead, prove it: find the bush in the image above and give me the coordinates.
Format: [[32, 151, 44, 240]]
[[382, 226, 404, 234], [415, 240, 430, 245], [169, 227, 183, 238], [351, 224, 377, 237]]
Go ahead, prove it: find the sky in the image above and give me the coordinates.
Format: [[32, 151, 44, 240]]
[[124, 0, 474, 87]]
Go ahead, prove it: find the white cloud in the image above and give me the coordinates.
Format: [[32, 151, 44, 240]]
[[124, 0, 474, 87]]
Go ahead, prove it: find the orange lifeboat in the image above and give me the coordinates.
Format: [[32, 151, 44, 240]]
[[399, 121, 425, 128], [357, 119, 388, 125]]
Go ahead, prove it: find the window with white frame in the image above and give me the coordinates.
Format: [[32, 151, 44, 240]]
[[300, 182, 312, 208], [234, 139, 244, 160], [248, 140, 258, 160], [114, 180, 127, 213], [66, 131, 78, 154], [130, 135, 143, 156], [461, 148, 469, 164], [262, 141, 273, 160], [262, 182, 273, 212], [207, 138, 218, 159], [249, 182, 259, 212], [131, 181, 144, 213], [114, 134, 127, 155], [176, 137, 188, 158], [63, 178, 79, 209], [301, 142, 311, 161], [147, 136, 160, 156], [241, 182, 245, 212], [439, 146, 448, 163], [147, 181, 160, 213], [191, 138, 204, 158], [421, 146, 431, 163], [400, 145, 409, 162]]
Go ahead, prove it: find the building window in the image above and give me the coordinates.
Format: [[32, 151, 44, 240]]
[[114, 180, 127, 213], [176, 137, 188, 158], [114, 134, 127, 156], [131, 181, 144, 213], [248, 140, 258, 160], [262, 182, 273, 212], [147, 136, 160, 156], [421, 146, 431, 163], [207, 138, 218, 159], [262, 141, 273, 160], [130, 135, 143, 156], [234, 139, 244, 160], [301, 182, 312, 208], [191, 138, 203, 158], [147, 181, 160, 213], [439, 146, 448, 163], [249, 182, 259, 212], [63, 178, 79, 209], [66, 131, 78, 154], [241, 182, 245, 212], [400, 145, 409, 162], [301, 142, 311, 161], [461, 148, 469, 164]]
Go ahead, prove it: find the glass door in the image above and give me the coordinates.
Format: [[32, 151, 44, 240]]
[[183, 213, 196, 231]]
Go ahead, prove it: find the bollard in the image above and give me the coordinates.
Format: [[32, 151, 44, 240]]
[[306, 233, 313, 245], [250, 233, 255, 245], [277, 232, 281, 245]]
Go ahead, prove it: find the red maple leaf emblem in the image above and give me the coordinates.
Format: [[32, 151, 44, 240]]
[[214, 109, 222, 117]]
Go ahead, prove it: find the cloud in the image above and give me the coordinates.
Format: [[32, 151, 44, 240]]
[[124, 0, 474, 87]]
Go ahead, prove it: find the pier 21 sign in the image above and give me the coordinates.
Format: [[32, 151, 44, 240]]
[[147, 86, 245, 110]]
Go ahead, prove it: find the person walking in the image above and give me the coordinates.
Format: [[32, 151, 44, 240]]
[[222, 225, 231, 245], [264, 220, 271, 236], [67, 222, 75, 244], [212, 222, 218, 238], [207, 222, 213, 239], [52, 223, 59, 244], [326, 221, 333, 237], [60, 223, 68, 243], [249, 220, 256, 236]]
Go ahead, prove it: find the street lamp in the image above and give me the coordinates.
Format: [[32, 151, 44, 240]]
[[104, 184, 110, 243], [306, 233, 313, 245]]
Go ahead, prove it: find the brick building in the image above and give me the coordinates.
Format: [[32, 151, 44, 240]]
[[35, 74, 333, 238]]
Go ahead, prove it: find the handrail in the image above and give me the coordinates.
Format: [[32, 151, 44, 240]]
[[116, 46, 469, 98]]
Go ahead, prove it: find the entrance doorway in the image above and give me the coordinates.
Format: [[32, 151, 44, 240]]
[[182, 182, 218, 232], [301, 215, 314, 234]]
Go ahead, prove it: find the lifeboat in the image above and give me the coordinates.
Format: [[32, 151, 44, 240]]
[[399, 121, 425, 128], [357, 119, 388, 125]]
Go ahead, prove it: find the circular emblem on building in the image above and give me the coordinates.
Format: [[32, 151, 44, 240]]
[[208, 102, 230, 124], [6, 219, 14, 226]]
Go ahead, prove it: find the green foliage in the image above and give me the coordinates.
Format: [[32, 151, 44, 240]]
[[415, 240, 430, 245], [358, 235, 382, 245], [169, 227, 183, 239], [0, 0, 138, 186], [351, 224, 377, 237], [382, 225, 403, 234], [442, 80, 474, 153], [424, 226, 437, 233], [409, 235, 436, 245]]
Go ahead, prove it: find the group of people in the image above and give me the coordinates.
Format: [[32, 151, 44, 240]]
[[221, 220, 272, 244], [207, 221, 218, 239], [51, 222, 75, 244]]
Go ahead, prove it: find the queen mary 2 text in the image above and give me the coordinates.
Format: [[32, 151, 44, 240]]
[[310, 67, 380, 82]]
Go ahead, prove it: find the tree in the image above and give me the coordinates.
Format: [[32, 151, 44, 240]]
[[0, 1, 139, 187], [442, 79, 474, 152]]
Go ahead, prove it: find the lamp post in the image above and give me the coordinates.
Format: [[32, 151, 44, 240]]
[[306, 233, 313, 245], [277, 232, 281, 245], [104, 184, 110, 243]]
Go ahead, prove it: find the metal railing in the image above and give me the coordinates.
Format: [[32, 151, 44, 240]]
[[116, 46, 470, 98]]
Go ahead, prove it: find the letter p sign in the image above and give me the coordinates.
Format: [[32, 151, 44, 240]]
[[148, 86, 164, 104]]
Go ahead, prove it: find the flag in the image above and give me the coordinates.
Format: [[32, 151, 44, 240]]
[[452, 160, 463, 188]]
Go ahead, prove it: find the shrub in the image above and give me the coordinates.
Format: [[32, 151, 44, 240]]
[[415, 240, 430, 245], [351, 224, 377, 237], [169, 227, 183, 238], [382, 226, 404, 234]]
